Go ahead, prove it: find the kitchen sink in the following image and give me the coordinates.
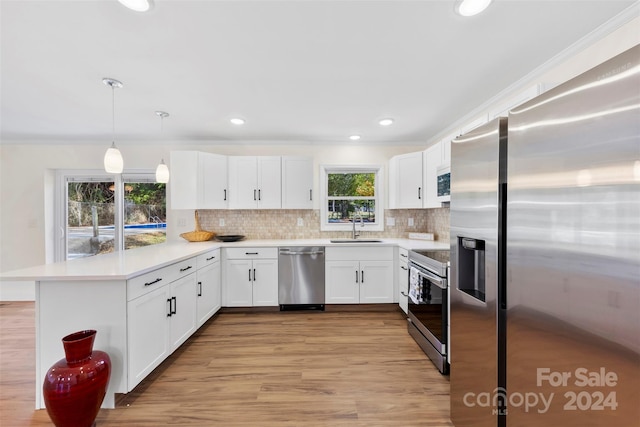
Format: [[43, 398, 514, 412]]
[[330, 239, 383, 243]]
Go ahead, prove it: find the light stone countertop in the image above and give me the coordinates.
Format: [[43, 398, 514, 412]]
[[1, 238, 449, 282]]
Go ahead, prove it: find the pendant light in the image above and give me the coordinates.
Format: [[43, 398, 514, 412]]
[[155, 111, 170, 183], [103, 78, 124, 174]]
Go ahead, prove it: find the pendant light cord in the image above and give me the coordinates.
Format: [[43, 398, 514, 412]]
[[111, 85, 116, 142]]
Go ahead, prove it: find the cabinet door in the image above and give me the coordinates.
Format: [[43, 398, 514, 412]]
[[360, 261, 394, 303], [127, 285, 171, 390], [251, 259, 279, 306], [257, 156, 282, 209], [325, 261, 359, 304], [169, 274, 197, 351], [423, 143, 442, 208], [200, 153, 228, 209], [228, 156, 258, 209], [224, 259, 253, 306], [281, 156, 313, 209], [394, 152, 423, 208], [169, 151, 199, 209], [196, 260, 221, 328]]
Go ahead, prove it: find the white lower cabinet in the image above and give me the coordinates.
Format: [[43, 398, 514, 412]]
[[223, 248, 278, 307], [127, 284, 172, 389], [325, 246, 394, 304], [196, 250, 221, 328], [127, 273, 197, 390]]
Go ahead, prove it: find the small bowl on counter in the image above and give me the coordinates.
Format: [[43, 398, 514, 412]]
[[215, 235, 245, 242]]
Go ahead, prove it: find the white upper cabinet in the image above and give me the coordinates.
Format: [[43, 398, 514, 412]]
[[388, 151, 424, 209], [170, 151, 228, 210], [423, 143, 442, 209], [281, 156, 314, 209], [228, 156, 282, 209]]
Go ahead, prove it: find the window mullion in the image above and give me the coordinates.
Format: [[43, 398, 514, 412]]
[[114, 174, 124, 252]]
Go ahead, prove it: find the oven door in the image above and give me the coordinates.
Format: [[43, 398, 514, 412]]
[[408, 264, 447, 354]]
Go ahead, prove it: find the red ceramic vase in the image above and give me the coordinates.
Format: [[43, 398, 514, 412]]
[[42, 330, 111, 427]]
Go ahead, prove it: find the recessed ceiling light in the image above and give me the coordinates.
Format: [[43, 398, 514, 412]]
[[118, 0, 153, 12], [455, 0, 492, 17], [349, 135, 361, 141], [230, 118, 245, 125], [378, 118, 394, 127]]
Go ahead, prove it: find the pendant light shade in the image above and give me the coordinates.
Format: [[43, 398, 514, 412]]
[[104, 142, 124, 174], [155, 159, 170, 183], [155, 111, 170, 183], [103, 78, 124, 174]]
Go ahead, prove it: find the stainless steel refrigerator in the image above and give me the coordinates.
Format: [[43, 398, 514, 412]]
[[450, 44, 640, 427]]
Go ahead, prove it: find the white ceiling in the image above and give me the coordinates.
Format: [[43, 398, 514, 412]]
[[0, 0, 636, 145]]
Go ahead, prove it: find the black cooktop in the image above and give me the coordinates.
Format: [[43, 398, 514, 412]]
[[413, 250, 450, 264], [409, 249, 450, 277]]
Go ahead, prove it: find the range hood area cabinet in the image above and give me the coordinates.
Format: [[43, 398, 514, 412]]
[[228, 156, 282, 209], [389, 139, 452, 209], [170, 151, 228, 210]]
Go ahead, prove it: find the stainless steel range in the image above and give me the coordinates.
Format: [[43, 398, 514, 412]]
[[407, 249, 450, 374]]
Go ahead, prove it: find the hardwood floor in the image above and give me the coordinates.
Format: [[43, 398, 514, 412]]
[[0, 302, 452, 426]]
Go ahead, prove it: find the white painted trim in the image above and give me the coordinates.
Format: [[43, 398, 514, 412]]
[[320, 164, 385, 232]]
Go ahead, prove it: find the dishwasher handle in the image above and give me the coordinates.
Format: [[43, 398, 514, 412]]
[[279, 250, 324, 256]]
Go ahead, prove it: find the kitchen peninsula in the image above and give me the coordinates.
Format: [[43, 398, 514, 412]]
[[2, 238, 448, 410]]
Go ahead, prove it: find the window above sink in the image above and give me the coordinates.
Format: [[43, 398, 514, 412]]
[[320, 165, 384, 232]]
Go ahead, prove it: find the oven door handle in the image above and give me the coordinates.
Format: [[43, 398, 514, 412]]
[[412, 265, 446, 290]]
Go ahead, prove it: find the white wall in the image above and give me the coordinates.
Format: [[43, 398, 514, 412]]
[[1, 13, 638, 300]]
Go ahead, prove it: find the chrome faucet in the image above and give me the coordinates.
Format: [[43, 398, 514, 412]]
[[352, 211, 364, 239]]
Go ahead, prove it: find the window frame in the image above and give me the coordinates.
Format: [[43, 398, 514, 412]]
[[54, 169, 163, 262], [319, 164, 384, 232]]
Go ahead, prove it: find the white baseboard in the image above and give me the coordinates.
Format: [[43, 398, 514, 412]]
[[0, 280, 36, 301]]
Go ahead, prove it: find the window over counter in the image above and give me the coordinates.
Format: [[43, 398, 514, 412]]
[[320, 165, 384, 231]]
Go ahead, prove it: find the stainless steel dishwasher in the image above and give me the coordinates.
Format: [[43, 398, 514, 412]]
[[278, 247, 325, 310]]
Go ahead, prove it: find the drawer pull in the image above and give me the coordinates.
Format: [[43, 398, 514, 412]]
[[206, 256, 216, 261], [197, 281, 202, 297], [171, 296, 177, 315], [245, 252, 259, 255], [167, 298, 172, 317], [180, 266, 193, 272], [144, 278, 162, 287]]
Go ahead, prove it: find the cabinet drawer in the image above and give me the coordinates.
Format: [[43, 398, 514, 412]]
[[128, 258, 196, 301], [197, 249, 220, 269], [325, 246, 393, 261], [224, 247, 278, 259], [398, 247, 409, 263]]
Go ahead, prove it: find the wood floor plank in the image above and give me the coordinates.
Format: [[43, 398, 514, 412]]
[[0, 302, 452, 426]]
